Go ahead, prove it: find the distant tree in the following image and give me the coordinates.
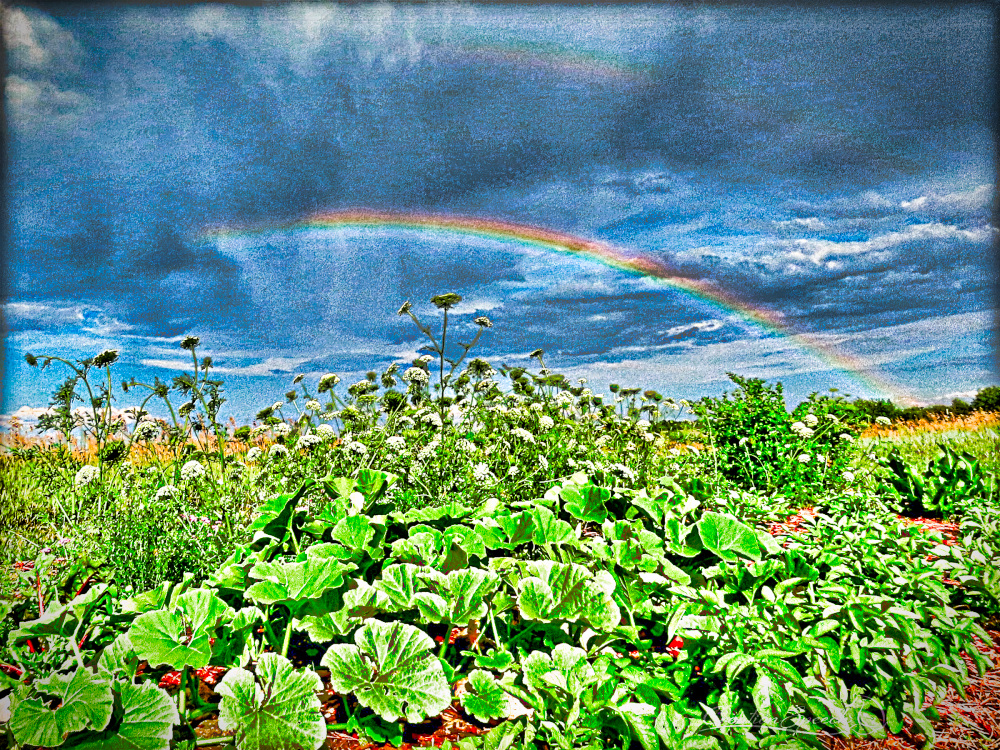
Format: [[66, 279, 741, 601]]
[[852, 398, 902, 422], [972, 386, 1000, 413], [951, 398, 973, 416]]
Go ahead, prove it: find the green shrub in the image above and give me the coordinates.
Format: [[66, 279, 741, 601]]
[[694, 373, 861, 496]]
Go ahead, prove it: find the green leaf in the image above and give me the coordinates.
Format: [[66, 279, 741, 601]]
[[561, 483, 610, 523], [376, 563, 423, 612], [517, 560, 621, 631], [245, 552, 354, 618], [330, 515, 376, 555], [416, 567, 500, 624], [321, 619, 451, 723], [697, 512, 764, 561], [530, 506, 576, 546], [521, 644, 598, 698], [615, 702, 659, 750], [460, 670, 508, 722], [10, 667, 114, 747], [467, 648, 515, 672], [216, 652, 326, 750], [128, 589, 234, 670], [98, 633, 140, 680], [65, 679, 180, 750]]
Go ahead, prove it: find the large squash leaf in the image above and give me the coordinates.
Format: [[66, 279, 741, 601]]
[[697, 512, 776, 562], [414, 567, 500, 624], [128, 588, 234, 670], [245, 549, 355, 618], [9, 667, 113, 748], [517, 561, 621, 631], [65, 679, 179, 750], [216, 652, 326, 750], [321, 619, 451, 723]]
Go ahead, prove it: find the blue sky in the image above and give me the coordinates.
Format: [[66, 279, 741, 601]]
[[3, 3, 996, 423]]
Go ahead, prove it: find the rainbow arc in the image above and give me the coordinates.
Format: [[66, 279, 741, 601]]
[[202, 209, 918, 405]]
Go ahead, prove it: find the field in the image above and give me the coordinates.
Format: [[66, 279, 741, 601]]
[[2, 303, 1000, 750]]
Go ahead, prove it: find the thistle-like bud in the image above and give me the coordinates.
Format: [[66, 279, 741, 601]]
[[285, 390, 298, 402], [398, 300, 412, 316], [25, 353, 38, 366], [93, 349, 119, 368], [431, 292, 462, 310], [202, 356, 213, 370], [293, 374, 305, 384], [180, 335, 200, 351]]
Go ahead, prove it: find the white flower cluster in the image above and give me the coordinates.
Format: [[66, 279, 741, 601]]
[[422, 411, 443, 428], [298, 434, 322, 449], [875, 416, 892, 426], [403, 367, 429, 384], [839, 433, 854, 443], [826, 414, 840, 423], [133, 420, 159, 442], [539, 415, 554, 431], [305, 399, 321, 411], [611, 463, 637, 484], [246, 446, 262, 463], [318, 373, 340, 391], [418, 354, 434, 364], [511, 427, 535, 444], [790, 422, 815, 438], [272, 422, 291, 437], [842, 470, 855, 483], [530, 402, 544, 413], [269, 443, 289, 459], [346, 440, 368, 456], [797, 453, 812, 464], [595, 434, 612, 448], [315, 424, 335, 439], [154, 484, 179, 501], [74, 465, 99, 488], [508, 464, 520, 477], [271, 401, 285, 412], [472, 463, 494, 482], [456, 438, 476, 453], [250, 425, 269, 438], [386, 435, 407, 452], [418, 440, 440, 462], [804, 413, 819, 428], [538, 455, 549, 471], [181, 460, 206, 481], [636, 419, 651, 431]]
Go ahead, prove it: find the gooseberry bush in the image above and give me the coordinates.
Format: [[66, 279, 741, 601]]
[[1, 294, 999, 750]]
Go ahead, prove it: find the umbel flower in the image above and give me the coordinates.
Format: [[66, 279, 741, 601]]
[[474, 316, 493, 328], [75, 465, 99, 488], [180, 335, 200, 351], [318, 373, 340, 393], [181, 460, 206, 481], [431, 292, 462, 310]]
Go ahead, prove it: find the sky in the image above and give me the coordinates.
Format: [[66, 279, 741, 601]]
[[2, 3, 997, 424]]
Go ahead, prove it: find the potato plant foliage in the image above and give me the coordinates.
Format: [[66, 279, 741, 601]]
[[3, 296, 1000, 750]]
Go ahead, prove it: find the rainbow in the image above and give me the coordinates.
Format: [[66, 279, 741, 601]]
[[201, 210, 918, 404]]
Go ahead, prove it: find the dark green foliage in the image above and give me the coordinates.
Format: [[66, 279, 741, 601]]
[[879, 443, 995, 519], [694, 374, 861, 496], [972, 385, 1000, 413]]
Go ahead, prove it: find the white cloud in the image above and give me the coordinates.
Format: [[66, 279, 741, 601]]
[[141, 356, 310, 376], [3, 7, 82, 71], [662, 318, 724, 338], [773, 217, 827, 231], [6, 75, 90, 122], [785, 222, 992, 265], [901, 184, 993, 213]]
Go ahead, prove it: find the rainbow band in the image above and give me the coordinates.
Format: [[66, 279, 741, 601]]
[[202, 209, 917, 405]]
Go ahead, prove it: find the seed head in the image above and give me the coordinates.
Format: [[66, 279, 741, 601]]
[[93, 349, 119, 368], [431, 292, 462, 310], [25, 352, 38, 366]]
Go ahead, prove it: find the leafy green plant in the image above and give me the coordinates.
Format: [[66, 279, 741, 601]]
[[878, 443, 995, 519]]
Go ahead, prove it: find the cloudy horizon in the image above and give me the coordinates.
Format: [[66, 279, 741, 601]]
[[3, 3, 997, 425]]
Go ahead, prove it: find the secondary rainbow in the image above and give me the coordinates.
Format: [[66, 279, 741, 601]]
[[202, 209, 918, 404]]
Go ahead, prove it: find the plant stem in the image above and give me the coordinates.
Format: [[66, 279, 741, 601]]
[[195, 736, 235, 747], [438, 620, 452, 661], [281, 615, 297, 658], [178, 665, 189, 715]]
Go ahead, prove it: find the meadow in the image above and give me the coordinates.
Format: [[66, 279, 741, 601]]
[[1, 294, 999, 750]]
